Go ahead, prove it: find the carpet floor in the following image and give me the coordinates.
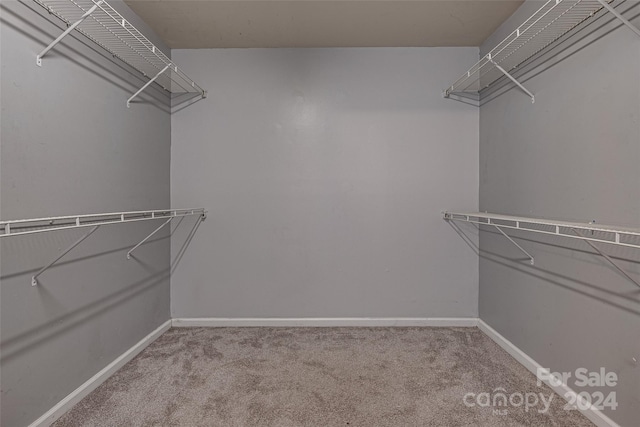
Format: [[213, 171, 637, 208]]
[[54, 327, 593, 426]]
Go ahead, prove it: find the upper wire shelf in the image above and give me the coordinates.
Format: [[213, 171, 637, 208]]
[[33, 0, 206, 106], [443, 0, 632, 102]]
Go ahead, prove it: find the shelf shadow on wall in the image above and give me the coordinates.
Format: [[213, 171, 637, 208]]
[[0, 269, 170, 363], [0, 216, 203, 363], [171, 92, 206, 114], [442, 93, 479, 108], [448, 221, 640, 317]]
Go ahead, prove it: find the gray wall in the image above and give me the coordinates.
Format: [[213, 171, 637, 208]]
[[478, 1, 640, 425], [1, 1, 172, 425], [171, 48, 479, 319]]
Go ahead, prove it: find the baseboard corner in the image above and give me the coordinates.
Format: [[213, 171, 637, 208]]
[[28, 318, 172, 427], [477, 319, 620, 427]]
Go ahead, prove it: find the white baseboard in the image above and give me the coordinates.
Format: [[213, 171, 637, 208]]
[[171, 317, 479, 328], [30, 317, 617, 427], [477, 320, 619, 427], [28, 319, 172, 427]]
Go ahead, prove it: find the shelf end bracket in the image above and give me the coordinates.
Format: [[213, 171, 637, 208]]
[[597, 0, 640, 38], [572, 228, 640, 288], [127, 64, 171, 108], [489, 59, 535, 104], [32, 225, 100, 286], [127, 217, 173, 259], [36, 1, 103, 67], [493, 225, 535, 265]]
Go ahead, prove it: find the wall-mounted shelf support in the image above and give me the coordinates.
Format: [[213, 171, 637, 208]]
[[572, 228, 640, 288], [1, 208, 206, 285], [596, 0, 640, 37], [493, 224, 535, 265], [31, 225, 100, 286], [36, 0, 103, 66], [443, 0, 639, 105], [489, 58, 535, 104], [127, 217, 173, 259], [127, 64, 170, 108], [33, 0, 206, 108], [443, 211, 640, 288]]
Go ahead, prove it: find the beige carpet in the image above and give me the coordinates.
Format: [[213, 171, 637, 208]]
[[54, 327, 593, 426]]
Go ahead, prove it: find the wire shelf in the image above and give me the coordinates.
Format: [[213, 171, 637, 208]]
[[0, 208, 206, 238], [1, 208, 207, 285], [33, 0, 205, 97], [443, 0, 611, 99], [443, 211, 640, 249], [443, 211, 640, 287]]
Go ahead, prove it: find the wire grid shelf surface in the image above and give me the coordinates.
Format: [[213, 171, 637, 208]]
[[0, 208, 207, 237], [443, 212, 640, 250], [34, 0, 205, 95], [444, 0, 610, 97]]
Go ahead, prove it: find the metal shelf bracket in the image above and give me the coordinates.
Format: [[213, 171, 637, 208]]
[[127, 64, 170, 108], [127, 217, 173, 259], [32, 225, 100, 286], [126, 209, 207, 258], [36, 1, 103, 66], [597, 0, 640, 38], [572, 228, 640, 288], [493, 224, 535, 265], [489, 57, 535, 104]]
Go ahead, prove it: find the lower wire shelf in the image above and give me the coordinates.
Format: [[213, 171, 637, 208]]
[[443, 211, 640, 288], [0, 208, 207, 286]]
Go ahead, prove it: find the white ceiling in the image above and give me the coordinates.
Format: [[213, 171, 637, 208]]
[[124, 0, 523, 49]]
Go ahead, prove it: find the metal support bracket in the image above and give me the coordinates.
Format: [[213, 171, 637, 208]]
[[572, 228, 640, 288], [127, 217, 173, 259], [37, 1, 103, 66], [493, 225, 535, 265], [597, 0, 640, 38], [127, 64, 170, 108], [489, 58, 535, 103], [32, 225, 100, 286]]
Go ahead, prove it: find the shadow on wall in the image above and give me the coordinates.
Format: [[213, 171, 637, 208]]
[[1, 0, 171, 113], [0, 215, 203, 363], [449, 221, 640, 317], [171, 92, 206, 114]]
